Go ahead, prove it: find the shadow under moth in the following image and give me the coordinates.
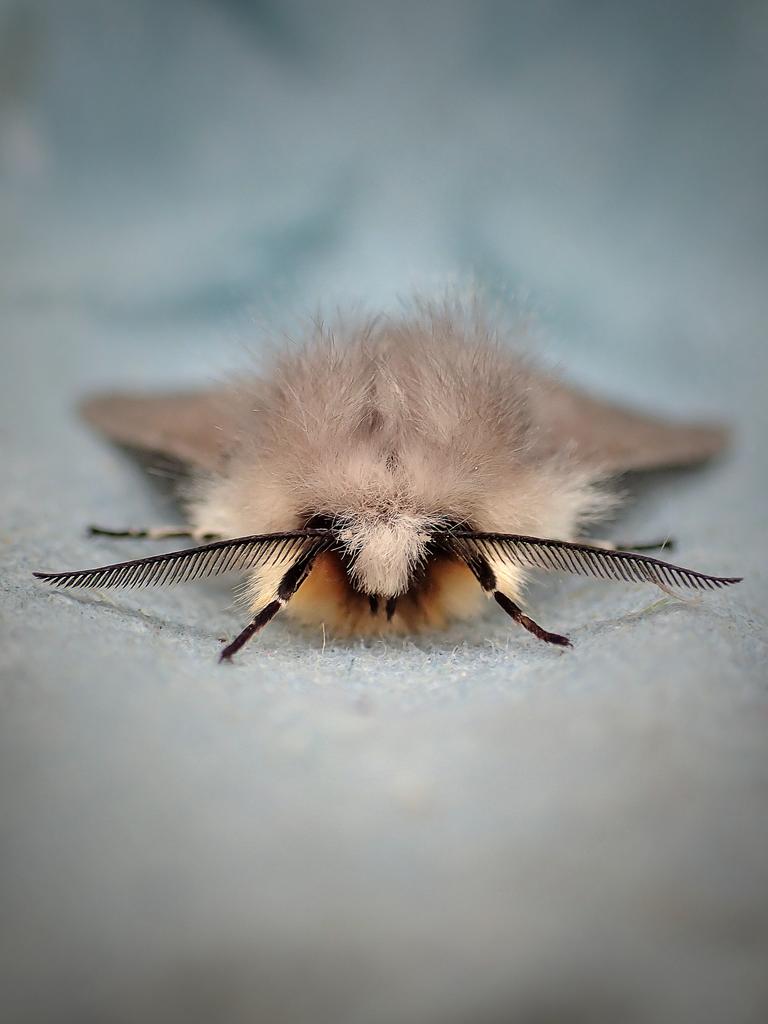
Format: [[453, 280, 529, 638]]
[[34, 300, 741, 661]]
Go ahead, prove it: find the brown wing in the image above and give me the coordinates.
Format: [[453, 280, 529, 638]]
[[527, 372, 729, 473], [79, 390, 239, 474]]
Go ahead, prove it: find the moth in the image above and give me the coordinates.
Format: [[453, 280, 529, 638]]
[[34, 300, 741, 661]]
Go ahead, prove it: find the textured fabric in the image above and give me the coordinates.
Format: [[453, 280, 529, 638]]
[[1, 3, 767, 1022]]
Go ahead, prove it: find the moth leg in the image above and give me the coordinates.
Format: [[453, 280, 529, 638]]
[[457, 546, 572, 648], [219, 547, 319, 662], [220, 601, 282, 661], [88, 525, 222, 542], [581, 536, 675, 553], [494, 592, 572, 648]]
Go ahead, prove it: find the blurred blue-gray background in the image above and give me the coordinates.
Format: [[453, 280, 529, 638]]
[[1, 3, 767, 1023]]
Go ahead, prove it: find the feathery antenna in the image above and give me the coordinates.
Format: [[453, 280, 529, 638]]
[[34, 530, 334, 590], [446, 532, 741, 591]]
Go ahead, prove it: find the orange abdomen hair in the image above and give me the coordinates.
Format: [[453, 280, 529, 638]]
[[285, 552, 486, 636]]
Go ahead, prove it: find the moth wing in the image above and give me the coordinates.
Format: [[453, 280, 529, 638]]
[[79, 390, 238, 474], [527, 372, 728, 473]]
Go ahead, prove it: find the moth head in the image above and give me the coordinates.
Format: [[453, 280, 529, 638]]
[[312, 510, 446, 598]]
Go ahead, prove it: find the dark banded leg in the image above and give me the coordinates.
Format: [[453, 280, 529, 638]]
[[219, 601, 282, 661], [494, 592, 572, 647], [88, 525, 221, 542], [219, 547, 319, 662], [385, 596, 397, 622], [460, 548, 572, 648]]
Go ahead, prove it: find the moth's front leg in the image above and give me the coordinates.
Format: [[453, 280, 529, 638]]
[[493, 592, 572, 647], [220, 547, 320, 662], [459, 546, 573, 648], [88, 525, 223, 542]]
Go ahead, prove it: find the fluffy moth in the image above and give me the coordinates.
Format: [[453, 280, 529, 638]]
[[34, 300, 741, 661]]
